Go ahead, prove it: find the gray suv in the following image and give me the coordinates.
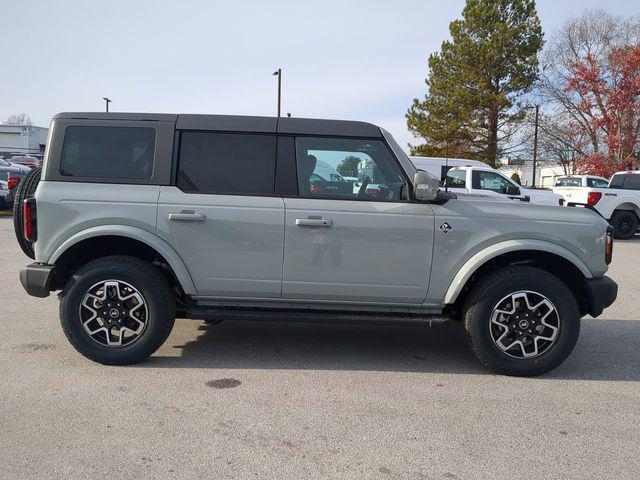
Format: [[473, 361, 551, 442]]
[[18, 112, 618, 375]]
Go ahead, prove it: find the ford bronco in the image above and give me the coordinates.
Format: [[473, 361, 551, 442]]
[[17, 112, 618, 375]]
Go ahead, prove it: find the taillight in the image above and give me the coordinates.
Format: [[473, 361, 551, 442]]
[[310, 184, 323, 193], [7, 177, 20, 190], [605, 226, 613, 264], [366, 188, 380, 197], [587, 191, 602, 206], [23, 198, 37, 243]]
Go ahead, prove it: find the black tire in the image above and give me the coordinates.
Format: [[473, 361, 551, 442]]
[[12, 167, 41, 259], [610, 210, 638, 240], [59, 255, 176, 365], [463, 266, 580, 376]]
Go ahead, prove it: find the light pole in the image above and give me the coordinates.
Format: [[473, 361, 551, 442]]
[[532, 104, 539, 187], [272, 69, 281, 118], [102, 97, 112, 113]]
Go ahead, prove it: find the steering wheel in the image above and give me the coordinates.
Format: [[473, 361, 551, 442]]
[[357, 176, 371, 198]]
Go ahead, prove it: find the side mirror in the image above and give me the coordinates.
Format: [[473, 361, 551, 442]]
[[505, 186, 521, 196], [413, 170, 440, 201]]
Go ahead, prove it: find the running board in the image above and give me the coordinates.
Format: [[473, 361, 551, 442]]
[[182, 307, 452, 327]]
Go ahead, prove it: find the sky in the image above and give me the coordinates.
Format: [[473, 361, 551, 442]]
[[2, 0, 639, 151]]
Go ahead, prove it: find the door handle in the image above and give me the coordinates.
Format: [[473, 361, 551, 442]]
[[168, 211, 206, 222], [295, 217, 333, 227]]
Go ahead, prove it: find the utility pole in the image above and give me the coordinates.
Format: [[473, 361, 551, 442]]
[[272, 69, 281, 117], [102, 97, 112, 113], [532, 104, 539, 187]]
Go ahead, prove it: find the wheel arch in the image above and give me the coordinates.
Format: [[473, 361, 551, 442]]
[[444, 240, 593, 315], [612, 202, 640, 217], [49, 226, 197, 296]]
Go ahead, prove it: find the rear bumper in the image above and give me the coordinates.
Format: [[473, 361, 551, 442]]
[[19, 263, 55, 298], [584, 276, 618, 317]]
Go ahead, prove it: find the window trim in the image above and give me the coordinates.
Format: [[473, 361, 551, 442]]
[[291, 134, 412, 203], [174, 129, 279, 197]]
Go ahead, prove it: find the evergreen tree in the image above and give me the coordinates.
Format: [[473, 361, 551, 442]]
[[407, 0, 543, 167]]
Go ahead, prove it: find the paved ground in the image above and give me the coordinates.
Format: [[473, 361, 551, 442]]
[[0, 215, 639, 480]]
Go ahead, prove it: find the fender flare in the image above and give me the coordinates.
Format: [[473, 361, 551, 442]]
[[48, 225, 197, 296], [443, 239, 592, 304]]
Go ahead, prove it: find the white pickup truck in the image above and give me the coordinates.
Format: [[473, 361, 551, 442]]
[[411, 157, 563, 206], [553, 171, 640, 239]]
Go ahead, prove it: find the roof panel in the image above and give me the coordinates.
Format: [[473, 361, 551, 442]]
[[177, 114, 277, 133], [277, 117, 381, 137], [53, 112, 178, 122]]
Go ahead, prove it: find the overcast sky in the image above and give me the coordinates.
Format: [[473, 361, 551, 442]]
[[2, 0, 638, 150]]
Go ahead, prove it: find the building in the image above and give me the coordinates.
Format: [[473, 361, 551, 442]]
[[499, 163, 570, 188], [0, 124, 49, 157]]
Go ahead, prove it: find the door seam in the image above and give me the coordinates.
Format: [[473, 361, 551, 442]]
[[280, 197, 286, 297]]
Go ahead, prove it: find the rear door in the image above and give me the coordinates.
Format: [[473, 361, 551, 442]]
[[156, 131, 284, 298], [282, 136, 434, 305]]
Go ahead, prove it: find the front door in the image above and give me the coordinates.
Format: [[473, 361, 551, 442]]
[[156, 131, 284, 298], [282, 136, 434, 305]]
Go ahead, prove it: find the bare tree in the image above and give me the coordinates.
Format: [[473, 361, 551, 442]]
[[538, 10, 640, 157], [5, 114, 33, 126]]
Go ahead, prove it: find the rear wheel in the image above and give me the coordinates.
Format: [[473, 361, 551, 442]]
[[59, 255, 176, 365], [463, 266, 580, 376], [610, 210, 638, 240], [12, 167, 41, 259]]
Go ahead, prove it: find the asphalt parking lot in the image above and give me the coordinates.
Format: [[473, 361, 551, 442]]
[[0, 215, 639, 480]]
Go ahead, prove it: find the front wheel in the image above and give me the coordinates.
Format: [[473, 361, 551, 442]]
[[463, 266, 580, 376], [59, 255, 176, 365]]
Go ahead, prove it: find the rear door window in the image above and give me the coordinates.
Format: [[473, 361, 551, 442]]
[[177, 132, 276, 195], [60, 126, 155, 179]]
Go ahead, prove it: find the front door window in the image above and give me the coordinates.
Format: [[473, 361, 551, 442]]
[[295, 137, 407, 201]]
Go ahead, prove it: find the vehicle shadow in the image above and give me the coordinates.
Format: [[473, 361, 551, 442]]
[[140, 317, 640, 381]]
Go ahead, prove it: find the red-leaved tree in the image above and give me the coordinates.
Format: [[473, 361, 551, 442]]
[[565, 44, 640, 177]]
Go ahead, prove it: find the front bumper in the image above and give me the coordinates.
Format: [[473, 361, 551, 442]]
[[584, 276, 618, 317], [19, 263, 55, 298]]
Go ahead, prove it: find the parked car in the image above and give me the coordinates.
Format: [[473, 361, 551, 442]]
[[17, 112, 617, 376], [5, 170, 30, 205], [0, 180, 9, 208], [0, 157, 31, 178], [554, 170, 640, 239], [553, 175, 609, 189], [6, 155, 39, 169]]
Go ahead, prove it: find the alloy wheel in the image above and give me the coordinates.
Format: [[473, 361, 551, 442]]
[[489, 290, 559, 359], [79, 279, 148, 347]]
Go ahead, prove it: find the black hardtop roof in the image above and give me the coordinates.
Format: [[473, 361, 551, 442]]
[[53, 112, 382, 138]]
